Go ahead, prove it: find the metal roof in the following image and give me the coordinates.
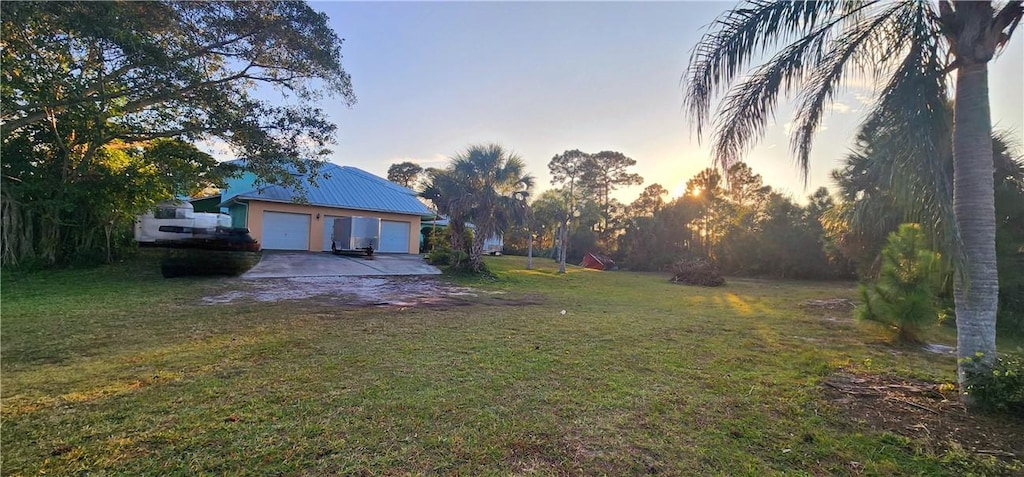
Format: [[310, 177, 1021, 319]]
[[222, 161, 434, 217]]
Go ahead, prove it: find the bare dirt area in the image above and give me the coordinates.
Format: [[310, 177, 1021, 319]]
[[201, 275, 543, 308], [800, 298, 857, 312], [823, 371, 1024, 464]]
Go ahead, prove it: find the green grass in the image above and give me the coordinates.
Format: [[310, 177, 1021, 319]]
[[0, 255, 1009, 475]]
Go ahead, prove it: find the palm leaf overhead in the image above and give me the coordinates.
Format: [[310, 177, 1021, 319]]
[[684, 0, 967, 179]]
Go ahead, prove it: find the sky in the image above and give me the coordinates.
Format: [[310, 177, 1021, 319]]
[[236, 1, 1024, 204]]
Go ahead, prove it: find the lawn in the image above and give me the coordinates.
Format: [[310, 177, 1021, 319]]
[[1, 255, 1019, 475]]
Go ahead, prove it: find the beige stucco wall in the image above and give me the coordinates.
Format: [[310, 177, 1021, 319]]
[[242, 200, 422, 253]]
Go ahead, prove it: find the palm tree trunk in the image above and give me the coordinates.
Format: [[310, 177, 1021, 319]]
[[448, 221, 467, 269], [469, 231, 485, 273], [952, 61, 999, 402]]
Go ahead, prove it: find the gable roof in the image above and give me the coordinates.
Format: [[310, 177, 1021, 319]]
[[581, 252, 617, 271], [221, 160, 434, 217]]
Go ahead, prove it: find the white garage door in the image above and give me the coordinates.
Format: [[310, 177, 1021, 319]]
[[322, 215, 345, 252], [261, 211, 310, 250], [379, 220, 410, 253]]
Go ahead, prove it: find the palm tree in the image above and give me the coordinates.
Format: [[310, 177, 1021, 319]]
[[683, 0, 1022, 403], [824, 111, 1023, 277], [421, 144, 533, 273]]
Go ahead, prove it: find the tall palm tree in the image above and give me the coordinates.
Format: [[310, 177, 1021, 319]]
[[422, 144, 533, 273], [683, 0, 1022, 403]]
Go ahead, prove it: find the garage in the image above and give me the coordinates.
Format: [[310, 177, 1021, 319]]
[[262, 211, 310, 250], [379, 220, 411, 253], [220, 162, 433, 253], [321, 215, 345, 252]]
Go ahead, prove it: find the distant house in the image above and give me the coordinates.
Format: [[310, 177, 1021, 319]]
[[209, 160, 434, 253]]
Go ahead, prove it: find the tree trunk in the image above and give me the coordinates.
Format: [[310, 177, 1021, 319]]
[[952, 62, 999, 403], [469, 231, 485, 273], [526, 232, 533, 270], [558, 220, 568, 274], [104, 220, 114, 264], [448, 220, 467, 269]]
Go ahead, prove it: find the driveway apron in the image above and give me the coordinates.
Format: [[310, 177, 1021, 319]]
[[242, 251, 441, 278]]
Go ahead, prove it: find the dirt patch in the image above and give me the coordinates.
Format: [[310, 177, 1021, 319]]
[[801, 298, 856, 311], [201, 275, 543, 309], [823, 371, 1024, 463]]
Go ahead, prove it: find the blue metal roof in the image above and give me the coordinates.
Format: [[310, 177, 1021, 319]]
[[221, 161, 434, 217]]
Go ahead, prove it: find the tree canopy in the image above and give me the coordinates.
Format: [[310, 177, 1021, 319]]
[[421, 144, 533, 274], [386, 162, 423, 189], [1, 1, 355, 267], [547, 149, 643, 272]]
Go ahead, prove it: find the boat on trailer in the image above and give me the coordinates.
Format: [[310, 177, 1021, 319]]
[[135, 200, 261, 277]]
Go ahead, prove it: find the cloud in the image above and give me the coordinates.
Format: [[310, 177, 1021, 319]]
[[829, 102, 853, 114], [423, 153, 450, 165], [387, 153, 449, 167]]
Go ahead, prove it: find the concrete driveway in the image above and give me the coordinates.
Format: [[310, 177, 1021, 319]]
[[242, 251, 441, 278]]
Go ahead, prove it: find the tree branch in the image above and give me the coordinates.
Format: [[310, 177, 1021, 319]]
[[1, 32, 261, 139]]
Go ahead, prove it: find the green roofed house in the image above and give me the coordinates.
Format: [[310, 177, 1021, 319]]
[[210, 160, 434, 253]]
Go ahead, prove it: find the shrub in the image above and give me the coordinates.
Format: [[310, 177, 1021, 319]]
[[426, 243, 469, 268], [857, 224, 941, 343], [424, 227, 470, 269], [669, 258, 725, 287], [426, 246, 452, 266], [963, 352, 1024, 413]]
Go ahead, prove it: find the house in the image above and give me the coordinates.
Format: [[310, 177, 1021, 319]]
[[419, 218, 503, 254], [212, 160, 434, 253]]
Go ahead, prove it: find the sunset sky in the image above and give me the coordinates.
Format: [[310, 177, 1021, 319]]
[[256, 2, 1024, 204]]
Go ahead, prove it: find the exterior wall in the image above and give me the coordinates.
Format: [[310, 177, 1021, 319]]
[[220, 171, 261, 204], [228, 203, 248, 228], [244, 200, 422, 253]]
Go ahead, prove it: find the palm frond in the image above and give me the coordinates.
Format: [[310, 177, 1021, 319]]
[[993, 129, 1024, 190], [790, 1, 919, 180], [861, 16, 960, 271], [709, 27, 831, 171], [685, 0, 872, 139]]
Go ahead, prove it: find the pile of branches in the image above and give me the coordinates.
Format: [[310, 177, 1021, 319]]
[[669, 258, 725, 287]]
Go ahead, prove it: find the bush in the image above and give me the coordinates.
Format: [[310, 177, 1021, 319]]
[[426, 246, 451, 266], [424, 227, 470, 269], [426, 247, 469, 268], [669, 258, 725, 287], [857, 224, 941, 343], [964, 352, 1024, 413]]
